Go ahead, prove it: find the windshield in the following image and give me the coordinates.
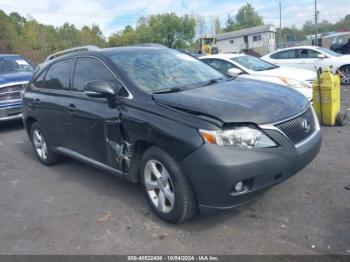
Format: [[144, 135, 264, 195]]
[[231, 55, 278, 71], [316, 47, 342, 57], [0, 56, 34, 73], [108, 49, 224, 93]]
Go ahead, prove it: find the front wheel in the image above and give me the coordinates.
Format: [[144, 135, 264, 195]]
[[140, 147, 198, 224]]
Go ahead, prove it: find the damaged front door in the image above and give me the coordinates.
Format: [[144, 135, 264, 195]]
[[66, 56, 125, 171]]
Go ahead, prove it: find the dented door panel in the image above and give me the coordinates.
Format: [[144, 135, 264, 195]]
[[65, 92, 124, 171]]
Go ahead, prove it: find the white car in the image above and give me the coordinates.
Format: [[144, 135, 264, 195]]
[[199, 53, 315, 100], [261, 46, 350, 85]]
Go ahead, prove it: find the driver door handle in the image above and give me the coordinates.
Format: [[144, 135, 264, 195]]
[[67, 104, 77, 112]]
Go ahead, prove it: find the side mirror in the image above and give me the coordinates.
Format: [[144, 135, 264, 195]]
[[227, 68, 243, 76], [317, 53, 326, 59], [84, 80, 120, 98], [85, 80, 122, 108]]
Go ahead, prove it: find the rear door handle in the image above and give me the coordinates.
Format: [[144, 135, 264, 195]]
[[67, 104, 77, 112], [34, 98, 41, 105]]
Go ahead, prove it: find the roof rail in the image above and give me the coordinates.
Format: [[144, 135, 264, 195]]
[[45, 45, 100, 61], [132, 43, 167, 48]]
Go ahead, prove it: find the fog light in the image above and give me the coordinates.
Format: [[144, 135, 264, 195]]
[[235, 181, 244, 192]]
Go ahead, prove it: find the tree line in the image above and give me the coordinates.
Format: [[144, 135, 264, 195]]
[[1, 4, 349, 63], [279, 15, 350, 43]]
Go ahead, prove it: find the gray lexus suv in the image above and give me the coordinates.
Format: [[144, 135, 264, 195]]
[[22, 45, 321, 223]]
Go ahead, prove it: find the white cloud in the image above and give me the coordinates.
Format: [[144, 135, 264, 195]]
[[0, 0, 116, 34], [0, 0, 348, 36]]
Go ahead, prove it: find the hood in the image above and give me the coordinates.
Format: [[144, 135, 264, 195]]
[[153, 78, 309, 125], [334, 54, 350, 63], [338, 54, 350, 59], [239, 74, 312, 100], [0, 71, 33, 86], [255, 66, 317, 82]]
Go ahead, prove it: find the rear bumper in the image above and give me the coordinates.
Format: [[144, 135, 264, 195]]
[[180, 127, 322, 214], [0, 101, 22, 121]]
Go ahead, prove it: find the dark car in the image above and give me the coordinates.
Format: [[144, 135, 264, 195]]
[[331, 39, 350, 54], [22, 45, 321, 223], [0, 54, 34, 121]]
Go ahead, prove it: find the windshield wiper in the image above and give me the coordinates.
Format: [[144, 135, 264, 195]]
[[152, 87, 183, 94], [201, 78, 224, 87], [261, 66, 278, 71], [226, 75, 237, 81]]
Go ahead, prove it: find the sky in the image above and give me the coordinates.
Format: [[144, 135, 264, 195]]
[[0, 0, 348, 36]]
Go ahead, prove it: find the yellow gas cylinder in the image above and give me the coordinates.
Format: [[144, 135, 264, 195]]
[[312, 68, 340, 126]]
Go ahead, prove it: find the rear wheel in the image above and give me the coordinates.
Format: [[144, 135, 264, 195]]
[[140, 147, 198, 223], [30, 122, 62, 165], [339, 65, 350, 85]]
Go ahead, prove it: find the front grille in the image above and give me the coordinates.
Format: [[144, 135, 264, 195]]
[[0, 92, 21, 101], [0, 84, 24, 93], [0, 84, 24, 102], [276, 107, 316, 144]]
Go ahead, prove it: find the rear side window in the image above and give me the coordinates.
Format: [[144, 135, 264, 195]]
[[45, 59, 73, 90], [72, 57, 115, 92], [271, 50, 297, 59]]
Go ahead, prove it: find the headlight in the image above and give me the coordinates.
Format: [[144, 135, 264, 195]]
[[278, 77, 311, 89], [199, 126, 277, 148]]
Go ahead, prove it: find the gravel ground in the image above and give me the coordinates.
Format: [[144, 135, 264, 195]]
[[0, 86, 349, 255]]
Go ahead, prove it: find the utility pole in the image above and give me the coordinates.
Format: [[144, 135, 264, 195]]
[[314, 0, 318, 46], [279, 0, 282, 48]]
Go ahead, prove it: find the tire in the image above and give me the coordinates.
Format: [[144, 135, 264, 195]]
[[339, 65, 350, 85], [336, 112, 349, 126], [30, 122, 62, 165], [140, 146, 198, 224]]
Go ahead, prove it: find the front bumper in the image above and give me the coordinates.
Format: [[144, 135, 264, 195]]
[[0, 101, 22, 121], [180, 126, 321, 214]]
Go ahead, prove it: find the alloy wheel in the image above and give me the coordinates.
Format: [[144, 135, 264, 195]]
[[339, 67, 350, 85], [33, 129, 48, 160], [144, 160, 175, 214]]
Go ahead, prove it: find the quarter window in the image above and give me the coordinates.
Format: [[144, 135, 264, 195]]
[[44, 59, 73, 90], [33, 69, 47, 89], [72, 57, 116, 92]]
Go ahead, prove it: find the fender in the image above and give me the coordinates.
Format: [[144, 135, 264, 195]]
[[118, 102, 207, 183]]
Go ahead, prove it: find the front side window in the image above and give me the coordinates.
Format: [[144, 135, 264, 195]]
[[108, 49, 224, 93], [231, 55, 277, 71], [72, 57, 116, 92], [203, 59, 237, 75], [45, 59, 73, 90], [0, 56, 34, 73], [298, 49, 320, 58]]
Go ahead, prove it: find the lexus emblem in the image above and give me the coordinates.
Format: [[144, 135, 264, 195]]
[[301, 119, 311, 133]]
